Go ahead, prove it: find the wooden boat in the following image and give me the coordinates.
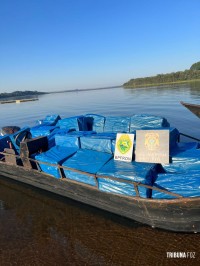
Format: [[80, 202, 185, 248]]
[[0, 114, 199, 233], [181, 101, 200, 118]]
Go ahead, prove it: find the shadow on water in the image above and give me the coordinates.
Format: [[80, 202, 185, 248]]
[[0, 176, 199, 266]]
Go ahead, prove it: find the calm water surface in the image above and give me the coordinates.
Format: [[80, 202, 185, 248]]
[[0, 83, 200, 138], [0, 84, 200, 265]]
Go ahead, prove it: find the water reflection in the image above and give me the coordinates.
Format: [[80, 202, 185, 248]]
[[0, 177, 199, 265], [0, 84, 200, 138], [188, 81, 200, 100]]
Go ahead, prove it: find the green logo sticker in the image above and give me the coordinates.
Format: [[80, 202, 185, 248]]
[[117, 134, 132, 154]]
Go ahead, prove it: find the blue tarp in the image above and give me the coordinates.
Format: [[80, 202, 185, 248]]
[[82, 116, 94, 131], [57, 116, 85, 131], [170, 142, 199, 155], [55, 131, 97, 148], [97, 178, 139, 197], [97, 159, 159, 198], [46, 128, 72, 149], [30, 126, 58, 138], [42, 114, 61, 125], [35, 146, 78, 178], [37, 114, 61, 126], [63, 149, 113, 186], [96, 132, 117, 138], [55, 135, 80, 148], [130, 114, 170, 131], [162, 148, 200, 173], [80, 136, 114, 154], [152, 171, 200, 199], [85, 114, 105, 132], [166, 127, 180, 150], [67, 131, 96, 136], [104, 116, 131, 133], [95, 133, 117, 153]]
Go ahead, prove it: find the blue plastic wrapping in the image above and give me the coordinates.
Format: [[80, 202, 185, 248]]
[[37, 114, 61, 126], [46, 128, 72, 149], [152, 171, 200, 199], [80, 136, 113, 154], [67, 131, 96, 136], [49, 128, 73, 136], [64, 170, 98, 186], [168, 127, 179, 149], [94, 133, 116, 153], [96, 132, 117, 153], [85, 114, 105, 132], [96, 132, 117, 138], [162, 148, 200, 173], [81, 116, 94, 131], [55, 135, 80, 148], [30, 126, 58, 138], [97, 178, 142, 197], [104, 116, 130, 133], [9, 127, 30, 153], [35, 146, 78, 178], [97, 159, 159, 198], [0, 135, 10, 158], [42, 114, 61, 125], [57, 116, 85, 131], [52, 131, 96, 150], [97, 159, 158, 182], [170, 141, 199, 155], [63, 149, 113, 186], [130, 114, 170, 131]]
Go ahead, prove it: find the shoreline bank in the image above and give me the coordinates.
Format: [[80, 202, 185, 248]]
[[123, 79, 200, 88]]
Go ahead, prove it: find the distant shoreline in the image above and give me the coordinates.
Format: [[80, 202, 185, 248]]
[[0, 90, 47, 100], [123, 78, 200, 88], [50, 85, 122, 94], [123, 68, 200, 88], [1, 79, 200, 99], [0, 86, 122, 100]]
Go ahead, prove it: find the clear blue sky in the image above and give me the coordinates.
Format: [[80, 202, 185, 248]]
[[0, 0, 200, 92]]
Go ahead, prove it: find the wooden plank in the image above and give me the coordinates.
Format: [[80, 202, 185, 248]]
[[3, 148, 17, 165]]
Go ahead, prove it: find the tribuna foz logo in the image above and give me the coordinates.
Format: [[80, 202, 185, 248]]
[[166, 252, 196, 259]]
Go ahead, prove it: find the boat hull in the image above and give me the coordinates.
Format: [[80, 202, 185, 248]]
[[0, 162, 199, 233], [181, 101, 200, 119]]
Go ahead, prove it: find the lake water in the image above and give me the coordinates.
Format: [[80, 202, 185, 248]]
[[1, 83, 200, 138], [0, 84, 200, 265]]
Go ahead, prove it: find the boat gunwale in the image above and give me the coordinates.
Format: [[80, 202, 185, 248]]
[[181, 101, 200, 108], [0, 151, 198, 204], [181, 101, 200, 119]]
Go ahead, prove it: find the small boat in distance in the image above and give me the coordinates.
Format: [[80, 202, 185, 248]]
[[181, 101, 200, 119]]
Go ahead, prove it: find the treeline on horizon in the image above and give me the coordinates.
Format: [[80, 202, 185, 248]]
[[123, 61, 200, 87], [0, 90, 46, 99]]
